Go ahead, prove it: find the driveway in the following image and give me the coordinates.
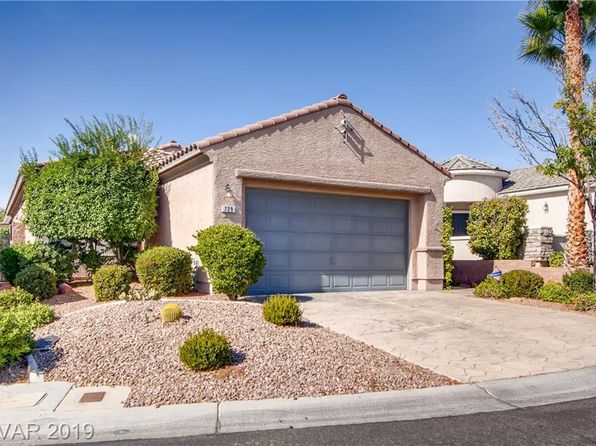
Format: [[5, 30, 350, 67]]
[[298, 290, 596, 382]]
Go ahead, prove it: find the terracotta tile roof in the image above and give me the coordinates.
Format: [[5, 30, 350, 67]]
[[442, 154, 508, 172], [157, 94, 451, 177], [143, 141, 183, 167], [499, 166, 568, 194]]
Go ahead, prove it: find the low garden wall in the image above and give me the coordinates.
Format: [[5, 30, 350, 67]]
[[454, 260, 568, 287]]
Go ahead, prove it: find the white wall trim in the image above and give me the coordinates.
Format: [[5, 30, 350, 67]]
[[498, 185, 568, 197]]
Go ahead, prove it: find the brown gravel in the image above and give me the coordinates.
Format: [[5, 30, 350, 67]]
[[32, 300, 456, 407], [0, 360, 28, 384], [44, 285, 100, 316]]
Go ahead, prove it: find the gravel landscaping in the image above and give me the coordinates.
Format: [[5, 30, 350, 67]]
[[33, 300, 456, 407]]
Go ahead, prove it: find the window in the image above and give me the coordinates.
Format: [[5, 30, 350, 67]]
[[452, 213, 469, 237]]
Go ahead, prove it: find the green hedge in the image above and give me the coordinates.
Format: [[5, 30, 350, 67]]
[[0, 287, 37, 309], [93, 265, 131, 302], [537, 282, 575, 304], [190, 225, 265, 297], [473, 278, 509, 299], [0, 242, 75, 285], [136, 247, 193, 295], [0, 312, 34, 369]]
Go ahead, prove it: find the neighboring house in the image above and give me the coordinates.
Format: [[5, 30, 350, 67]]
[[442, 154, 586, 261], [5, 94, 450, 294]]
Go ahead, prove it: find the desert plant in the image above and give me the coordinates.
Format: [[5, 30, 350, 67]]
[[190, 224, 266, 298], [573, 292, 596, 311], [13, 302, 55, 329], [119, 287, 161, 302], [93, 264, 131, 302], [0, 287, 37, 309], [14, 265, 57, 300], [0, 247, 23, 284], [563, 270, 594, 293], [467, 197, 528, 260], [136, 247, 193, 295], [161, 303, 183, 322], [262, 294, 302, 325], [537, 282, 575, 304], [473, 278, 509, 299], [179, 329, 233, 371], [0, 312, 33, 369], [548, 251, 565, 268], [500, 270, 544, 298]]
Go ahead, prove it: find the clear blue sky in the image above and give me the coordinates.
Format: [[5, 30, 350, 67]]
[[0, 1, 585, 206]]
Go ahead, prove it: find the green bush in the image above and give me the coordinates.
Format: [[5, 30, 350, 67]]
[[179, 329, 233, 371], [563, 270, 594, 293], [473, 278, 509, 298], [13, 242, 75, 284], [93, 265, 131, 302], [0, 247, 22, 284], [13, 302, 55, 329], [136, 247, 193, 295], [441, 207, 455, 289], [573, 292, 596, 311], [14, 265, 57, 300], [467, 196, 528, 260], [0, 312, 33, 369], [548, 252, 565, 268], [190, 225, 266, 297], [0, 287, 37, 309], [500, 270, 544, 298], [537, 282, 575, 304], [262, 294, 303, 325], [0, 242, 75, 285]]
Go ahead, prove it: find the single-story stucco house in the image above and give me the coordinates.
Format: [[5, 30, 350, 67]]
[[4, 94, 450, 294], [442, 154, 589, 261]]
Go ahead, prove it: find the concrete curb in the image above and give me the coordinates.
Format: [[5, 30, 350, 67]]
[[3, 366, 596, 444]]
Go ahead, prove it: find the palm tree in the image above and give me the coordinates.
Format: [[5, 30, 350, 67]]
[[520, 0, 596, 269]]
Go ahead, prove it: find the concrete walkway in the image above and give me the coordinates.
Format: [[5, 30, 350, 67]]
[[299, 289, 596, 382]]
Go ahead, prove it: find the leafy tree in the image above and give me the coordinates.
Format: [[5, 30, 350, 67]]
[[518, 0, 596, 269], [20, 116, 159, 264], [467, 197, 528, 260]]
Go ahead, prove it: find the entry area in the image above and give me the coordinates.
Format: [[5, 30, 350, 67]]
[[245, 188, 409, 294]]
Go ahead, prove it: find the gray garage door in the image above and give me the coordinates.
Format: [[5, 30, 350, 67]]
[[246, 188, 408, 294]]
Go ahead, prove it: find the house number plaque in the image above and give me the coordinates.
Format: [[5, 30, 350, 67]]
[[221, 205, 236, 214]]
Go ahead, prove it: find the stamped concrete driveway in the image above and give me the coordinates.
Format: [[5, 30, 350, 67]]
[[298, 290, 596, 383]]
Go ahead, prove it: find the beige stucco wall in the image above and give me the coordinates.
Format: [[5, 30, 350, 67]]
[[154, 162, 214, 251], [13, 203, 36, 244], [444, 172, 507, 204], [522, 190, 569, 236], [194, 106, 448, 290]]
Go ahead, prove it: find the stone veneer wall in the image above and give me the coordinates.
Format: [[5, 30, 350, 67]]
[[521, 227, 554, 262]]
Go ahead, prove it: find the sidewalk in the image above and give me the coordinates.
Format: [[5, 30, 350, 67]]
[[3, 365, 596, 444]]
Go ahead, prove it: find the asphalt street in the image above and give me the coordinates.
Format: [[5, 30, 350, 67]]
[[92, 396, 596, 446]]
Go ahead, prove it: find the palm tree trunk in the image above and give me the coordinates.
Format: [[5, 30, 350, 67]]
[[565, 0, 589, 269]]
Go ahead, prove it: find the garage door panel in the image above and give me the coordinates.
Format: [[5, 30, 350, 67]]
[[246, 188, 408, 294]]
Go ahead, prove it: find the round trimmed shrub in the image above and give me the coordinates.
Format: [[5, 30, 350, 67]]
[[262, 294, 302, 325], [548, 252, 565, 268], [563, 270, 594, 293], [0, 312, 34, 369], [537, 282, 575, 304], [179, 329, 233, 371], [0, 287, 37, 309], [93, 265, 131, 302], [190, 225, 266, 297], [500, 270, 544, 298], [473, 278, 509, 299], [13, 242, 75, 284], [14, 265, 57, 300], [136, 247, 193, 295]]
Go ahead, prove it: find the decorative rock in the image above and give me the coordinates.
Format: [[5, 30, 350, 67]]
[[34, 335, 60, 351]]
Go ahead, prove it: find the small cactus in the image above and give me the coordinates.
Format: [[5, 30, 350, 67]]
[[161, 303, 183, 322]]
